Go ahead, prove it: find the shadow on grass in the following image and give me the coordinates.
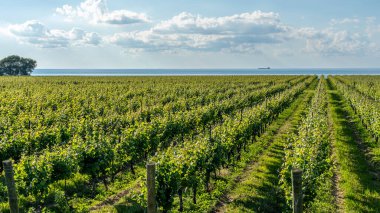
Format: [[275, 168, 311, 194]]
[[327, 78, 380, 211], [211, 88, 312, 213], [229, 141, 286, 212], [226, 93, 312, 212], [112, 198, 144, 213]]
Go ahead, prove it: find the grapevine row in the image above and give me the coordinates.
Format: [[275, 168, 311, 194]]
[[330, 76, 380, 142], [0, 76, 303, 169], [0, 76, 311, 211], [279, 77, 333, 211], [152, 78, 313, 212]]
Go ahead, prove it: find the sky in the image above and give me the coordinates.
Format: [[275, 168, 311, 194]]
[[0, 0, 380, 69]]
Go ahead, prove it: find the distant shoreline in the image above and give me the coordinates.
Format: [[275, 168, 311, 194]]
[[31, 68, 380, 76]]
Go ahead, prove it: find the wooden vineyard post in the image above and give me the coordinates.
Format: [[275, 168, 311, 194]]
[[147, 162, 156, 213], [292, 168, 302, 213], [2, 160, 19, 213]]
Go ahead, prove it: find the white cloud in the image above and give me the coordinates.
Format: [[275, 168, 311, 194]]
[[0, 26, 10, 37], [153, 11, 287, 35], [107, 11, 290, 53], [366, 16, 376, 24], [365, 17, 380, 38], [106, 11, 377, 55], [330, 18, 360, 25], [8, 20, 102, 48], [56, 0, 149, 25], [5, 11, 378, 56], [297, 27, 369, 55], [107, 31, 236, 52]]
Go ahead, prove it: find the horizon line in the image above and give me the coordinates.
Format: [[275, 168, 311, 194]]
[[35, 67, 380, 70]]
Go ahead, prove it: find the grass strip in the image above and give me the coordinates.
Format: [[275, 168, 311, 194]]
[[212, 84, 315, 213], [326, 78, 380, 212]]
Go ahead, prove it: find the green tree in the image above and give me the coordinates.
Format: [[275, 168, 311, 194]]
[[0, 55, 37, 76]]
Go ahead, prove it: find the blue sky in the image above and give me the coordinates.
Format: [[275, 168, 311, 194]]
[[0, 0, 379, 68]]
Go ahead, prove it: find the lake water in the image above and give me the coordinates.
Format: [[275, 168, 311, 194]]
[[32, 68, 380, 76]]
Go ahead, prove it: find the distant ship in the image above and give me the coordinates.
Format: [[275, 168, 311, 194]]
[[258, 67, 271, 69]]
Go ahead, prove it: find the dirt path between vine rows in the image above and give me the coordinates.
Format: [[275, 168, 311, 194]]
[[326, 81, 345, 212], [90, 80, 316, 212], [326, 78, 380, 212], [213, 89, 313, 213]]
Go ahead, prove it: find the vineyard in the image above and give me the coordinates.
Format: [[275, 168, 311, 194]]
[[0, 75, 380, 212]]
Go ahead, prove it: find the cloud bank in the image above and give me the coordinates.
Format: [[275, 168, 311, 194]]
[[56, 0, 149, 25], [105, 11, 375, 56], [298, 28, 369, 55], [107, 11, 291, 53], [8, 20, 101, 48], [3, 2, 378, 57]]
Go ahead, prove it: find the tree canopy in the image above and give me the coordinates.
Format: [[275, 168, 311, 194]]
[[0, 55, 37, 76]]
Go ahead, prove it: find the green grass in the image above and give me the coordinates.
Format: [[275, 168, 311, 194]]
[[82, 77, 380, 212], [93, 79, 319, 213], [213, 84, 315, 212], [157, 91, 314, 212], [326, 78, 380, 212]]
